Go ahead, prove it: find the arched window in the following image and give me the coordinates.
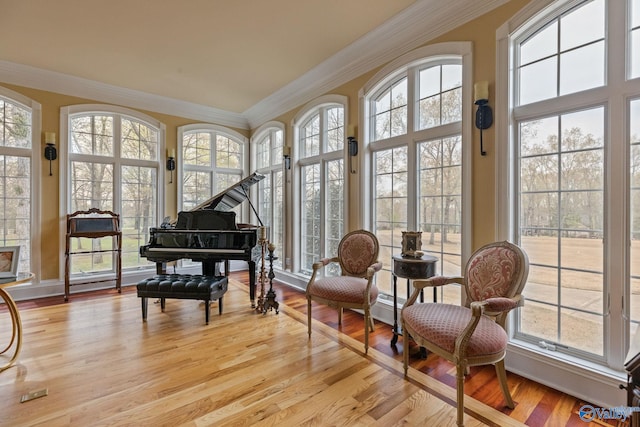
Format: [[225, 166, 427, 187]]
[[499, 0, 640, 370], [361, 43, 472, 303], [292, 96, 346, 275], [62, 104, 164, 276], [252, 122, 284, 267], [178, 124, 246, 216], [0, 86, 40, 275]]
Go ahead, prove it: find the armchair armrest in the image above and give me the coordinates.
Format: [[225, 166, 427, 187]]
[[455, 297, 517, 357], [469, 295, 523, 328], [404, 276, 464, 307], [366, 261, 383, 278], [470, 296, 522, 316], [307, 257, 340, 295], [312, 257, 339, 271], [412, 276, 463, 289]]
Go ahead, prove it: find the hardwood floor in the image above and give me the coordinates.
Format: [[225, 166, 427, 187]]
[[261, 273, 621, 427], [1, 272, 622, 426]]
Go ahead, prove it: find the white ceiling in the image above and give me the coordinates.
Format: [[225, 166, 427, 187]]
[[0, 0, 508, 129]]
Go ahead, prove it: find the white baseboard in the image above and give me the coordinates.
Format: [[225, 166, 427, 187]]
[[7, 265, 628, 410]]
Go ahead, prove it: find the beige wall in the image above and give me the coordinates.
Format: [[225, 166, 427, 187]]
[[0, 84, 249, 280], [267, 0, 530, 247], [1, 0, 529, 282]]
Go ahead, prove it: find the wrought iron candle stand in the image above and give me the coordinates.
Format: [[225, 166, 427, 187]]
[[255, 227, 268, 313], [262, 243, 279, 314]]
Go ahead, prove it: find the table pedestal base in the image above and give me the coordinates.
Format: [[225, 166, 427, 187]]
[[0, 287, 22, 372]]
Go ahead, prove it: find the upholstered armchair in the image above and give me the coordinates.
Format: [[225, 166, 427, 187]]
[[401, 241, 529, 426], [306, 229, 382, 354]]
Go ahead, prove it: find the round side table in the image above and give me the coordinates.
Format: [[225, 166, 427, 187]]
[[0, 272, 34, 372], [391, 254, 437, 347]]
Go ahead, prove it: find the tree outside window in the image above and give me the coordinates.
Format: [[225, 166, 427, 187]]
[[368, 60, 464, 302], [0, 94, 33, 274], [295, 102, 345, 276], [67, 108, 160, 275]]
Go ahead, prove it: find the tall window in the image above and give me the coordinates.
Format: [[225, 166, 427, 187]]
[[507, 0, 640, 363], [63, 105, 163, 276], [0, 88, 38, 275], [294, 97, 345, 275], [253, 124, 284, 267], [178, 124, 246, 217], [634, 0, 640, 79], [363, 44, 471, 302]]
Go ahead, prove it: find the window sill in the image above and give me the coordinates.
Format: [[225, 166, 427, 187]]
[[506, 339, 626, 408]]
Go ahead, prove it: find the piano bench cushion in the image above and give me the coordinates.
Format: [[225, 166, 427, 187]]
[[136, 274, 228, 324]]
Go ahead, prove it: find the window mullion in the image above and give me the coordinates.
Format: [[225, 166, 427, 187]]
[[601, 0, 627, 368], [406, 69, 418, 230], [113, 116, 122, 214]]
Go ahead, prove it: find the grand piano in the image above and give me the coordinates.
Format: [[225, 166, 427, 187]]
[[140, 172, 265, 307]]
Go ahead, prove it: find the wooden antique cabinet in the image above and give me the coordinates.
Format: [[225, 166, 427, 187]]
[[64, 208, 122, 301]]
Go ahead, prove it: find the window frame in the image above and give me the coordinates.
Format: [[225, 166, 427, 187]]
[[359, 42, 473, 305], [291, 95, 348, 277], [60, 104, 165, 281], [496, 0, 639, 408], [177, 123, 249, 220], [251, 121, 285, 269], [0, 85, 41, 279]]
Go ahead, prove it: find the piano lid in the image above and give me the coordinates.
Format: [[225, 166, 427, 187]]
[[192, 172, 265, 212]]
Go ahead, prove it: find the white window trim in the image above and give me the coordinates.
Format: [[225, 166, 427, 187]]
[[251, 121, 285, 168], [0, 85, 42, 286], [290, 94, 349, 277], [495, 0, 634, 409], [250, 121, 286, 265], [359, 42, 473, 264], [358, 42, 473, 326], [59, 104, 166, 286], [176, 123, 250, 222]]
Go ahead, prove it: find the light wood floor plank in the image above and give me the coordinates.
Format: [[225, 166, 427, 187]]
[[0, 279, 524, 426]]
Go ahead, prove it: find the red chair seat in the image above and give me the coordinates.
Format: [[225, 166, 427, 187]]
[[306, 229, 382, 354], [310, 276, 379, 304], [403, 303, 508, 357]]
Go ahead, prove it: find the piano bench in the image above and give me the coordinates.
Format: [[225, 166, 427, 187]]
[[136, 274, 228, 325]]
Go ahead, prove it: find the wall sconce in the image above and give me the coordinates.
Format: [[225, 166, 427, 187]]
[[347, 136, 358, 173], [166, 148, 176, 183], [282, 146, 291, 170], [474, 81, 492, 156], [43, 132, 57, 176]]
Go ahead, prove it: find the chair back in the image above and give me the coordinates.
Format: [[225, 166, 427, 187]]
[[338, 230, 379, 277], [464, 241, 529, 304]]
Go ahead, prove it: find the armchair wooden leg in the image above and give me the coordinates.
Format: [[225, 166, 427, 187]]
[[456, 364, 465, 426], [402, 323, 409, 376], [338, 307, 343, 325], [495, 359, 515, 408], [364, 309, 370, 354], [307, 298, 312, 339]]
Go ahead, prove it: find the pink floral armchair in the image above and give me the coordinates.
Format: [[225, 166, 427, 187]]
[[401, 241, 529, 426], [305, 229, 382, 354]]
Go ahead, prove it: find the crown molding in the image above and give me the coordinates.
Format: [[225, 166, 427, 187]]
[[0, 60, 250, 130], [244, 0, 509, 128], [0, 0, 507, 132]]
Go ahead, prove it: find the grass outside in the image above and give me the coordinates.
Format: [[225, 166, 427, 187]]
[[375, 230, 637, 356], [69, 229, 638, 356]]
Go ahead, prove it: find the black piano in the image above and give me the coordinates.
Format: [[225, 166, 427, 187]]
[[140, 172, 265, 307]]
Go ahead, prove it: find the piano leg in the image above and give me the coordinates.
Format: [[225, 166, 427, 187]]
[[201, 259, 255, 308], [249, 260, 256, 308], [156, 262, 167, 274], [202, 260, 216, 276]]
